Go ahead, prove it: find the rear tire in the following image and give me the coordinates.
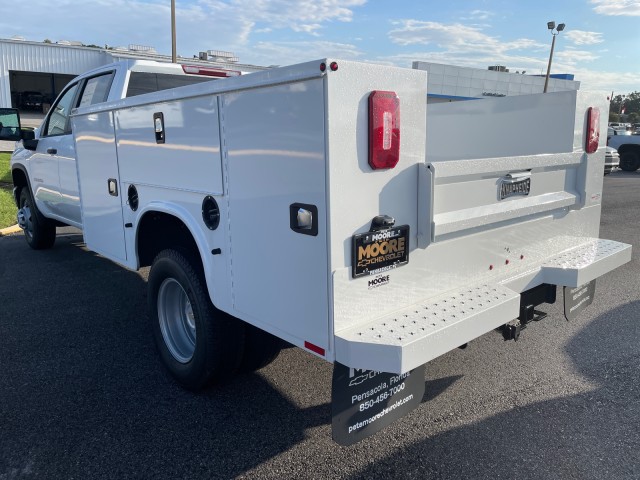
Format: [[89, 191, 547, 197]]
[[148, 249, 244, 391], [619, 151, 640, 172], [18, 187, 55, 250], [239, 324, 283, 373]]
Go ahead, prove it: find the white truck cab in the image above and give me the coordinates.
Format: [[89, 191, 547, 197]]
[[5, 60, 234, 243], [0, 59, 631, 445]]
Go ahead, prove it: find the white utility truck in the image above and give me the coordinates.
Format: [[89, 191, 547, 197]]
[[0, 59, 631, 445]]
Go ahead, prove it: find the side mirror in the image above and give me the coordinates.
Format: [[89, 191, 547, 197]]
[[23, 132, 38, 151], [0, 108, 22, 141]]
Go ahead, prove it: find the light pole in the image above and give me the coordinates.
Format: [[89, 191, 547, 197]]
[[543, 21, 565, 93], [171, 0, 177, 63]]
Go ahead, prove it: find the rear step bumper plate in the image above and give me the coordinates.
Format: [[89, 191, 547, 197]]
[[335, 238, 631, 374], [541, 239, 631, 287]]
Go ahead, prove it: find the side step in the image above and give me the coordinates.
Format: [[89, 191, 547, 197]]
[[335, 284, 520, 375], [541, 239, 631, 287]]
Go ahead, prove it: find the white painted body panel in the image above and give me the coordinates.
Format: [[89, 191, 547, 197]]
[[115, 95, 223, 195], [69, 60, 630, 373], [221, 78, 329, 347], [74, 111, 128, 263]]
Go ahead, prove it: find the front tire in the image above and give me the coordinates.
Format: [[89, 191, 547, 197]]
[[619, 151, 640, 172], [148, 249, 244, 391], [18, 188, 56, 250]]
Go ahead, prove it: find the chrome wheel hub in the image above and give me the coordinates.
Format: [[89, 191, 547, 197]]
[[17, 206, 33, 238], [157, 278, 196, 363]]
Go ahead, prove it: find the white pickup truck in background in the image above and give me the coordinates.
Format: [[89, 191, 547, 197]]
[[0, 59, 631, 445]]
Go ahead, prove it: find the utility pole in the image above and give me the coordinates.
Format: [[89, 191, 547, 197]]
[[171, 0, 177, 63]]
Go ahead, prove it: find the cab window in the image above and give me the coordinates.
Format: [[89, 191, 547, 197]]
[[44, 83, 79, 137], [126, 72, 210, 97], [78, 72, 114, 108]]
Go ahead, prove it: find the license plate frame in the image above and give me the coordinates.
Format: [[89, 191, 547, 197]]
[[351, 225, 410, 278]]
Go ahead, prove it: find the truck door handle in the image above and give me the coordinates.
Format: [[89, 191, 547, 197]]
[[108, 178, 118, 196], [46, 148, 57, 155], [289, 203, 318, 236]]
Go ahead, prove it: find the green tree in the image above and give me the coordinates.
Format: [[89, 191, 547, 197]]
[[611, 92, 640, 117]]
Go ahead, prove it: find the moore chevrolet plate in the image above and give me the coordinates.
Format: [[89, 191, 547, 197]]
[[352, 225, 409, 278]]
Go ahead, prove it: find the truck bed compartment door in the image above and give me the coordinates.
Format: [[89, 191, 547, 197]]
[[223, 78, 329, 348], [72, 111, 127, 263]]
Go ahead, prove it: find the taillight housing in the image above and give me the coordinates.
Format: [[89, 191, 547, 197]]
[[585, 107, 600, 154], [369, 90, 400, 169]]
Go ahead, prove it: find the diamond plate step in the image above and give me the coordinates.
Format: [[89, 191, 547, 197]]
[[335, 284, 520, 374], [541, 239, 631, 287]]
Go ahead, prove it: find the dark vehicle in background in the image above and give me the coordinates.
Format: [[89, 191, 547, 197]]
[[608, 127, 640, 171], [18, 91, 46, 111]]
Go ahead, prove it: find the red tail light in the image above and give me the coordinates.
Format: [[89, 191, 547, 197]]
[[585, 107, 600, 154], [369, 90, 400, 170], [181, 65, 241, 77]]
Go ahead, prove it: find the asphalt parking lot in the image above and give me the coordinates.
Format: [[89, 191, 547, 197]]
[[1, 171, 639, 479]]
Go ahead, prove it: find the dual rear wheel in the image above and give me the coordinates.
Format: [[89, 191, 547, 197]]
[[148, 249, 282, 391]]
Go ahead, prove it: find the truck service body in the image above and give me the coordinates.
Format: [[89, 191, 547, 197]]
[[0, 59, 631, 444]]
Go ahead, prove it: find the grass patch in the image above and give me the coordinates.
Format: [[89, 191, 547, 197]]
[[0, 152, 11, 184], [0, 186, 17, 229], [0, 152, 17, 228]]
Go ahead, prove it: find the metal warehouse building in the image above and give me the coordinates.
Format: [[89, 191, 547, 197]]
[[0, 37, 265, 111], [412, 61, 580, 103]]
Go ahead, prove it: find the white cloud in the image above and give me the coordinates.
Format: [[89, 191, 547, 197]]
[[291, 24, 323, 35], [240, 40, 364, 66], [383, 19, 622, 85], [462, 10, 494, 21], [0, 0, 367, 58], [389, 21, 487, 48], [591, 0, 640, 16], [564, 67, 638, 91], [388, 20, 545, 54], [554, 48, 601, 64], [565, 30, 605, 45]]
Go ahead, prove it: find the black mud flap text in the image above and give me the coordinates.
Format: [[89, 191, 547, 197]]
[[331, 362, 425, 446], [564, 280, 596, 321]]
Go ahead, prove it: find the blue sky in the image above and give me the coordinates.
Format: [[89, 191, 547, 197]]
[[1, 0, 638, 93]]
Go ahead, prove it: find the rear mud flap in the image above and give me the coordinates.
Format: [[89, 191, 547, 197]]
[[331, 362, 425, 446], [564, 280, 596, 321]]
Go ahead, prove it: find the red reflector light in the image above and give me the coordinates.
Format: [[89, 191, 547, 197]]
[[181, 65, 241, 77], [304, 341, 325, 356], [586, 107, 600, 154], [368, 91, 400, 170]]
